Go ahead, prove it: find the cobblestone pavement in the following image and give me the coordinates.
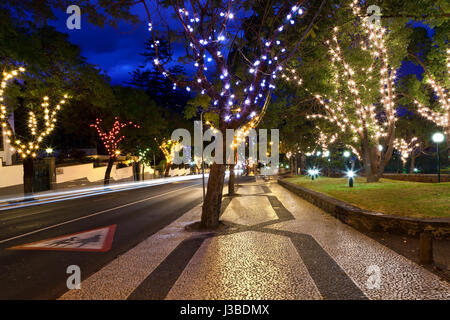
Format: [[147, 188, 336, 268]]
[[60, 179, 450, 300]]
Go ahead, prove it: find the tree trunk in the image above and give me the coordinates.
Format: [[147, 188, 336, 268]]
[[300, 153, 306, 175], [23, 157, 34, 197], [164, 162, 170, 177], [200, 162, 226, 229], [446, 130, 450, 166], [410, 155, 416, 173], [290, 157, 294, 175], [363, 144, 382, 182], [294, 153, 298, 175], [228, 164, 235, 196], [142, 163, 145, 181], [104, 156, 115, 186]]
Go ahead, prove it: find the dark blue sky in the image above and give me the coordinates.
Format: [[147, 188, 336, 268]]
[[50, 4, 157, 84], [48, 5, 427, 85]]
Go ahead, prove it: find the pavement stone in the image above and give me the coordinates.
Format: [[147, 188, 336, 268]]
[[59, 178, 450, 300]]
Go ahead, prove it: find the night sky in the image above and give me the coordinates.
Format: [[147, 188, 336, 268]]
[[48, 5, 426, 85], [48, 5, 148, 84]]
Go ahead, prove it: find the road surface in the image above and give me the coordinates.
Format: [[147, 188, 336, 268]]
[[0, 178, 205, 299]]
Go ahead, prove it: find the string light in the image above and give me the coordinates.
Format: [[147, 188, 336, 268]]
[[393, 137, 420, 165], [143, 0, 306, 135], [285, 1, 398, 161], [0, 67, 70, 159], [90, 118, 140, 158], [412, 48, 449, 136], [159, 139, 182, 166]]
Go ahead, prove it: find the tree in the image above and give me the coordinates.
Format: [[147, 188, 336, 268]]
[[0, 67, 69, 195], [409, 50, 449, 158], [289, 1, 403, 182], [141, 0, 327, 228], [90, 117, 139, 185], [159, 139, 182, 177], [393, 137, 420, 171]]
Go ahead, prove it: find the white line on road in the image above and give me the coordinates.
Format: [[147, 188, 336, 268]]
[[0, 183, 200, 244]]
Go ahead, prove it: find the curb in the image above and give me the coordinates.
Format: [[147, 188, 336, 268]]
[[277, 179, 450, 239]]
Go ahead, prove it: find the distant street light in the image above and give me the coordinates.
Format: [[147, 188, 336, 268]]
[[432, 132, 445, 183], [45, 148, 53, 155], [343, 151, 350, 158]]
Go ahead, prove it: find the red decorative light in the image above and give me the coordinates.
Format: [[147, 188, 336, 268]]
[[90, 117, 140, 157]]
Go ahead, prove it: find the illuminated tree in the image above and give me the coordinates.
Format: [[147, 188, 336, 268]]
[[140, 0, 327, 228], [410, 48, 449, 156], [138, 147, 153, 179], [285, 1, 400, 182], [393, 137, 420, 171], [1, 67, 69, 195], [159, 139, 182, 177], [90, 117, 140, 185]]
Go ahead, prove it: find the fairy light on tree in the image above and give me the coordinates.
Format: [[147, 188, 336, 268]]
[[159, 139, 182, 177], [287, 1, 399, 182], [393, 137, 420, 166], [140, 0, 327, 228], [1, 67, 69, 195], [90, 117, 140, 185], [410, 48, 449, 156]]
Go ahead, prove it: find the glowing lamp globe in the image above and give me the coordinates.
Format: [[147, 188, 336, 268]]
[[432, 132, 445, 143], [346, 170, 356, 178]]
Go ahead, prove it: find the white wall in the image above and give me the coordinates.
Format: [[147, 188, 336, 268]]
[[56, 162, 155, 183], [0, 161, 23, 188], [169, 167, 191, 176], [0, 162, 158, 189]]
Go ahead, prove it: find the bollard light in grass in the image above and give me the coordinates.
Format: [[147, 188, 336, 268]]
[[346, 169, 356, 188], [307, 168, 320, 180]]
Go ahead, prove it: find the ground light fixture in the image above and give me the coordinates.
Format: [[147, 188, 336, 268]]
[[346, 169, 356, 188], [432, 132, 445, 183], [307, 168, 320, 180]]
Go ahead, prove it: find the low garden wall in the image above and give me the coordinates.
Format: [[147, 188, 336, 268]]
[[278, 179, 450, 239], [382, 173, 450, 183]]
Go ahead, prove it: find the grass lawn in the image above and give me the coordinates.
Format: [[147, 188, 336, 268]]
[[285, 176, 450, 218]]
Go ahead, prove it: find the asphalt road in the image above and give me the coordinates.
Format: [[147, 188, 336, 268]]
[[0, 178, 205, 299]]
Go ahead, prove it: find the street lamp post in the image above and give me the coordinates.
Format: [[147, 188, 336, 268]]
[[432, 132, 445, 183], [200, 111, 206, 202], [343, 150, 350, 169]]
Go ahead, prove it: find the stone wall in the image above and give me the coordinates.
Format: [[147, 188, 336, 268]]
[[382, 173, 450, 183], [278, 179, 450, 239]]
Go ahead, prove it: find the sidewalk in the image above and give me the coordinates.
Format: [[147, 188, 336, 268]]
[[60, 178, 450, 300]]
